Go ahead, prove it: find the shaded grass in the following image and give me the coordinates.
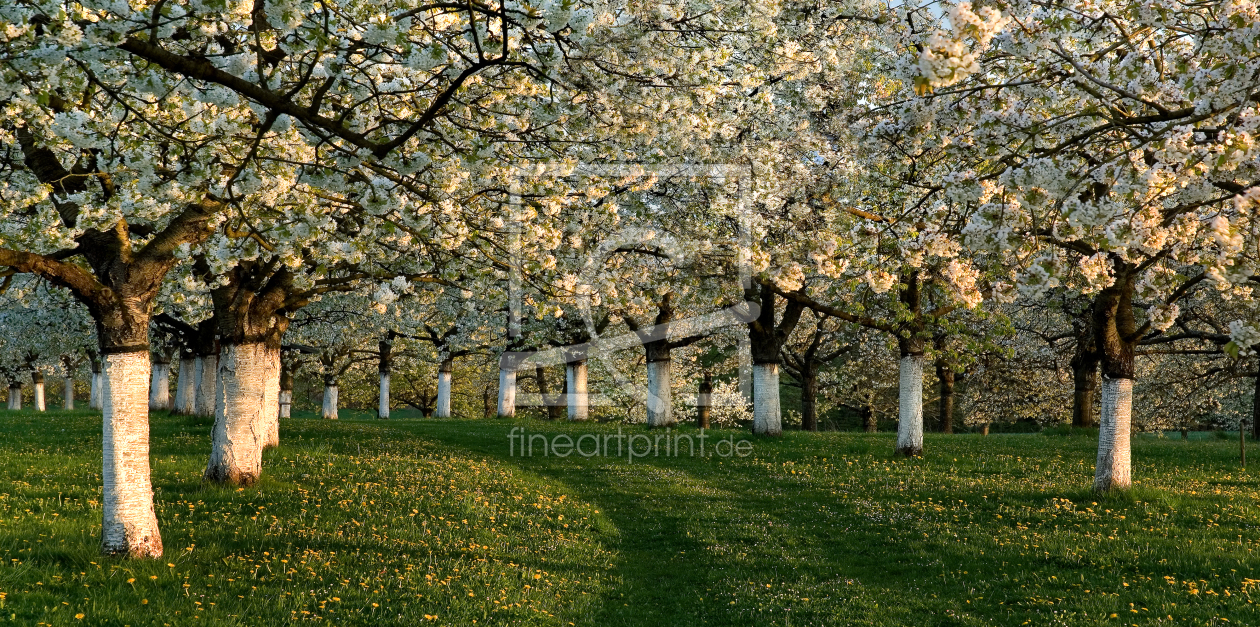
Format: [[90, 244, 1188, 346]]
[[1, 410, 1259, 625]]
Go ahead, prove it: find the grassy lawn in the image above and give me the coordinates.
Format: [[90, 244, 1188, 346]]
[[2, 410, 1259, 626]]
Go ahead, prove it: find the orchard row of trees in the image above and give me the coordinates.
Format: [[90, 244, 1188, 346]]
[[3, 0, 1260, 559]]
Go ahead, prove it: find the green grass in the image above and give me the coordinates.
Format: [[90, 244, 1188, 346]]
[[2, 410, 1260, 626]]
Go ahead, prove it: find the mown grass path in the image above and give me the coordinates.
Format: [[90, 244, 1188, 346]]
[[2, 410, 1259, 626]]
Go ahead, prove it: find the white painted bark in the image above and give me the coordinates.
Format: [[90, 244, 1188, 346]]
[[752, 363, 782, 436], [278, 390, 292, 419], [497, 367, 516, 417], [100, 351, 162, 557], [566, 361, 588, 421], [205, 343, 277, 484], [896, 355, 925, 456], [174, 358, 196, 414], [436, 371, 452, 418], [322, 384, 339, 420], [33, 381, 45, 412], [262, 350, 280, 449], [149, 362, 170, 411], [1094, 377, 1133, 491], [646, 360, 674, 427], [195, 355, 218, 417], [378, 372, 391, 419], [90, 372, 102, 410], [63, 376, 75, 410], [7, 385, 20, 410]]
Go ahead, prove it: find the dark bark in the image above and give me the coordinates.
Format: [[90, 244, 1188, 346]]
[[800, 371, 819, 431], [1093, 269, 1139, 380], [746, 283, 806, 365], [936, 362, 955, 434], [862, 404, 877, 433], [697, 372, 712, 429], [1070, 300, 1101, 427]]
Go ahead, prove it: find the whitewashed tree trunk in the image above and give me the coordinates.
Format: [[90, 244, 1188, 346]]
[[8, 384, 21, 410], [149, 361, 170, 411], [278, 390, 292, 419], [32, 375, 46, 412], [322, 382, 339, 420], [378, 372, 391, 419], [205, 343, 277, 485], [100, 351, 163, 558], [63, 376, 74, 410], [90, 371, 102, 410], [752, 363, 782, 435], [566, 360, 588, 421], [435, 369, 452, 418], [497, 367, 516, 417], [195, 355, 218, 417], [1094, 377, 1133, 491], [646, 360, 674, 427], [262, 349, 280, 449], [174, 357, 196, 414], [896, 355, 925, 457]]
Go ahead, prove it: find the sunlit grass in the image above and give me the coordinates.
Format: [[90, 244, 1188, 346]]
[[2, 409, 1259, 625]]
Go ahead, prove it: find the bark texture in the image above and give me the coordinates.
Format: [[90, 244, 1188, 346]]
[[752, 363, 782, 435], [378, 372, 391, 419], [149, 359, 170, 411], [896, 355, 925, 457], [8, 384, 21, 410], [936, 363, 955, 434], [204, 343, 277, 485], [174, 356, 196, 414], [435, 359, 453, 418], [100, 351, 162, 558], [646, 359, 674, 427], [697, 372, 712, 429], [194, 354, 218, 417], [32, 373, 46, 412], [322, 381, 339, 420], [497, 367, 517, 417], [63, 376, 75, 410], [566, 360, 588, 421], [1094, 377, 1134, 491]]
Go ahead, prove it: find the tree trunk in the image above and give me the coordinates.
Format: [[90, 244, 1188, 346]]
[[896, 352, 926, 457], [696, 372, 712, 429], [174, 354, 196, 414], [1092, 272, 1138, 492], [981, 423, 990, 436], [752, 363, 782, 435], [378, 372, 391, 419], [1094, 377, 1133, 490], [497, 361, 517, 418], [279, 361, 294, 419], [100, 350, 163, 558], [937, 364, 954, 434], [800, 370, 818, 432], [436, 358, 453, 418], [1071, 359, 1099, 428], [195, 354, 219, 417], [63, 375, 75, 410], [646, 358, 674, 427], [8, 383, 21, 410], [483, 385, 493, 419], [322, 377, 338, 420], [149, 358, 170, 411], [1252, 366, 1259, 441], [90, 358, 102, 410], [204, 343, 278, 485], [862, 404, 877, 433], [32, 372, 46, 412], [261, 349, 281, 449], [540, 365, 563, 420]]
